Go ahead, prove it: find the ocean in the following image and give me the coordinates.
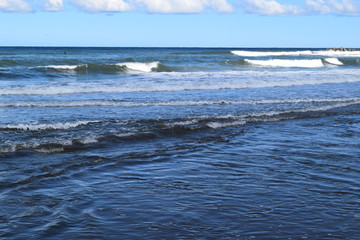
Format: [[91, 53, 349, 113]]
[[0, 47, 359, 239]]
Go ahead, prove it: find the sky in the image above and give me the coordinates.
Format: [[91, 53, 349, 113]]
[[0, 0, 359, 47]]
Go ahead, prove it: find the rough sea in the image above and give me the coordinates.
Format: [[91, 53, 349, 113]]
[[1, 47, 359, 239]]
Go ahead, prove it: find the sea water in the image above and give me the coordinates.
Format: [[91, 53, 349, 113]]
[[0, 47, 359, 239]]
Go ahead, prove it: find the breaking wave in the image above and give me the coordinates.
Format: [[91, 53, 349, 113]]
[[34, 61, 162, 74], [244, 58, 344, 68], [231, 49, 360, 57], [244, 59, 324, 68], [0, 120, 100, 131], [1, 98, 359, 108], [231, 50, 312, 57], [1, 99, 359, 154], [116, 62, 160, 73], [323, 58, 343, 66]]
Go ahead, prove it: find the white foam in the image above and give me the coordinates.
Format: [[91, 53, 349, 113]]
[[166, 119, 200, 127], [1, 120, 100, 131], [34, 65, 84, 70], [231, 50, 312, 57], [78, 136, 99, 144], [323, 58, 343, 66], [1, 98, 359, 108], [117, 62, 159, 73], [232, 50, 360, 57], [245, 59, 324, 68], [1, 69, 360, 96], [207, 120, 246, 129], [312, 50, 360, 57]]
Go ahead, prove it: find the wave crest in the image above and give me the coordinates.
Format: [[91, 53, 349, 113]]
[[34, 61, 161, 74], [231, 50, 312, 57], [0, 120, 100, 131], [232, 49, 360, 57], [244, 59, 324, 68], [117, 61, 160, 73]]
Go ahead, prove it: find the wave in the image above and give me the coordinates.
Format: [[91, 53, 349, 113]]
[[244, 59, 325, 68], [313, 50, 360, 57], [116, 62, 159, 73], [1, 70, 360, 95], [231, 49, 360, 57], [244, 58, 344, 68], [231, 50, 312, 57], [0, 120, 100, 131], [1, 98, 359, 108], [323, 58, 343, 66], [36, 65, 82, 70], [34, 61, 162, 74], [1, 100, 359, 154]]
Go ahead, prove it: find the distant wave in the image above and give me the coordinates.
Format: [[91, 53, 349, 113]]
[[313, 50, 360, 57], [232, 50, 360, 57], [323, 58, 343, 66], [116, 62, 160, 73], [244, 59, 324, 68], [231, 50, 312, 57], [244, 58, 344, 68], [34, 61, 162, 73], [36, 65, 83, 70]]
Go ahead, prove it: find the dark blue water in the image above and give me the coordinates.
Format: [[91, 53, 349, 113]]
[[1, 47, 359, 239]]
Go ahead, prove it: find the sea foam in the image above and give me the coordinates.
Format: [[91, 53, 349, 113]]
[[323, 58, 343, 65], [232, 50, 360, 57], [244, 59, 324, 68], [34, 65, 84, 70], [0, 120, 100, 131], [1, 98, 359, 108], [117, 62, 159, 73]]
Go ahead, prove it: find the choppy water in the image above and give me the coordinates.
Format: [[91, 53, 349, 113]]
[[1, 47, 359, 239]]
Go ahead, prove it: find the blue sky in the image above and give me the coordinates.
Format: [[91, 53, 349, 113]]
[[0, 0, 359, 47]]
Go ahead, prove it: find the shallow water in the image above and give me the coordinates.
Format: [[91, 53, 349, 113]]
[[1, 47, 359, 239]]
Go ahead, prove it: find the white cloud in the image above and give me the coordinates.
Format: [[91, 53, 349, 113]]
[[241, 0, 304, 16], [135, 0, 233, 13], [0, 0, 32, 12], [306, 0, 360, 15], [242, 0, 360, 16], [2, 0, 359, 16], [69, 0, 133, 12], [44, 0, 63, 11]]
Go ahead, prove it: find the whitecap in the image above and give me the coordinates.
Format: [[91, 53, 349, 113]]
[[323, 58, 343, 66], [116, 62, 159, 73], [33, 65, 85, 70], [1, 120, 100, 131], [244, 59, 324, 68]]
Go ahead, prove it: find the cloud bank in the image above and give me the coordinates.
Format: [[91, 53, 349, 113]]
[[43, 0, 63, 11], [0, 0, 31, 12], [136, 0, 233, 13], [1, 0, 359, 16], [305, 0, 359, 16], [241, 0, 304, 16], [242, 0, 360, 16]]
